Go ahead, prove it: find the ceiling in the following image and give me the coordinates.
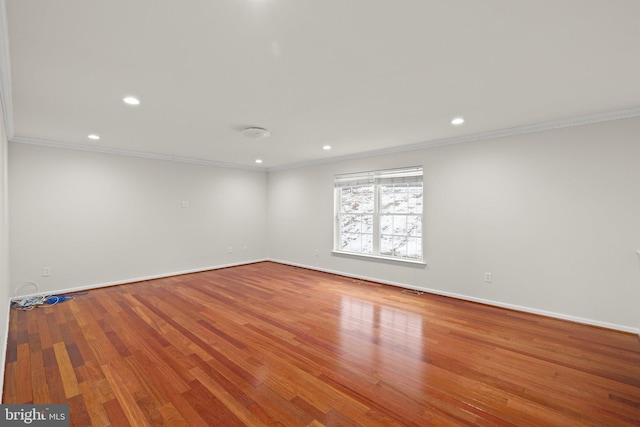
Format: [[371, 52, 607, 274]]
[[3, 0, 640, 170]]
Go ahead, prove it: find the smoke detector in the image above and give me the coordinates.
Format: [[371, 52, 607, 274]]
[[241, 127, 271, 139]]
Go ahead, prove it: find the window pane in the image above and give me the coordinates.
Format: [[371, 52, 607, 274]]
[[341, 186, 374, 213], [406, 237, 422, 259], [407, 215, 421, 237], [362, 234, 373, 253], [339, 214, 350, 232], [379, 236, 422, 259], [393, 215, 407, 235], [394, 236, 408, 257], [341, 233, 373, 254], [340, 214, 373, 233], [342, 233, 360, 252], [395, 237, 420, 259], [380, 185, 394, 214], [339, 213, 373, 254], [340, 215, 357, 234], [407, 187, 422, 213], [360, 187, 374, 213], [380, 235, 393, 256], [340, 188, 354, 213], [361, 215, 373, 234], [380, 215, 393, 235], [394, 185, 409, 214]]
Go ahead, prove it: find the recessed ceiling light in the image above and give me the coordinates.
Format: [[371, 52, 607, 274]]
[[242, 127, 270, 139], [451, 117, 465, 125], [323, 145, 331, 150], [123, 96, 141, 105], [255, 159, 263, 164], [87, 134, 100, 140]]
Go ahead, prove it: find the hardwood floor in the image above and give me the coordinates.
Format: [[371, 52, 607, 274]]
[[3, 261, 640, 426]]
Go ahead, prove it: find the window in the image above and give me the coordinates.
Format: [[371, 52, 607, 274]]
[[334, 167, 423, 262]]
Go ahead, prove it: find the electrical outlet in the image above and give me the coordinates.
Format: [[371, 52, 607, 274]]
[[227, 246, 233, 254], [42, 267, 50, 277], [484, 272, 492, 283], [243, 246, 248, 252], [314, 249, 319, 257], [182, 201, 189, 208]]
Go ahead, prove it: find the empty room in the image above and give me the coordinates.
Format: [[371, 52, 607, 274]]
[[1, 1, 640, 426]]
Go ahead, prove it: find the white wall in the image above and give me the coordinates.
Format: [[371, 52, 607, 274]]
[[268, 118, 640, 332], [6, 117, 640, 334], [0, 97, 10, 400], [9, 143, 268, 294]]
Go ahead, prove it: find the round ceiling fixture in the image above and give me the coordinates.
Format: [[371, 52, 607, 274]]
[[242, 127, 270, 139], [451, 117, 465, 125]]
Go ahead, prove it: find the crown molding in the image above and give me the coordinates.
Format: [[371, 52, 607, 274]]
[[9, 136, 266, 172], [0, 0, 14, 138], [9, 106, 640, 173], [267, 106, 640, 172]]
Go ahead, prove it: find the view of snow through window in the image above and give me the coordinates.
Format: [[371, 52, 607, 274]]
[[335, 167, 423, 261]]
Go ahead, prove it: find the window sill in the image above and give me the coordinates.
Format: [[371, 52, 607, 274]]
[[331, 250, 427, 266]]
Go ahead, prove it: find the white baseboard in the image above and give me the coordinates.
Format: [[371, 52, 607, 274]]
[[8, 257, 639, 335], [269, 258, 640, 335], [10, 258, 269, 300]]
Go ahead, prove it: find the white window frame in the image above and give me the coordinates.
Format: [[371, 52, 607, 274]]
[[333, 166, 424, 264]]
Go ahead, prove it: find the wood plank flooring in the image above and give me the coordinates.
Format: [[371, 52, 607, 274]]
[[3, 261, 640, 426]]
